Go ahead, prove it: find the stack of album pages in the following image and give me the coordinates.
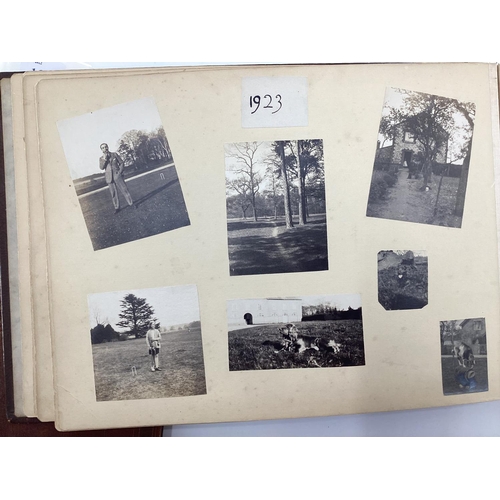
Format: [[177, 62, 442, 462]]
[[1, 63, 499, 431]]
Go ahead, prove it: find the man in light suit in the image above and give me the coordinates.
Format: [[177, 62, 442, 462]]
[[99, 143, 136, 214]]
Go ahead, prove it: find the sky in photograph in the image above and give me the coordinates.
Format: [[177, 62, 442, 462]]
[[299, 293, 362, 310], [225, 140, 321, 196], [378, 87, 474, 165], [57, 97, 164, 180], [87, 284, 200, 331], [225, 141, 276, 195], [387, 250, 427, 257], [244, 293, 362, 310]]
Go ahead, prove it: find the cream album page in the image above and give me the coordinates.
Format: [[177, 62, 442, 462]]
[[34, 63, 500, 431], [20, 66, 217, 422]]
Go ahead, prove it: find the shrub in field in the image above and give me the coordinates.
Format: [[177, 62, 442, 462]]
[[368, 171, 398, 204], [91, 323, 119, 344]]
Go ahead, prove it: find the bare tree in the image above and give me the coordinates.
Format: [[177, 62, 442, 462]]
[[226, 177, 253, 219], [90, 306, 108, 329], [225, 142, 264, 222]]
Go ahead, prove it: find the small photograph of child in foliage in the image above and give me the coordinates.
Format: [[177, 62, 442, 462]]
[[378, 250, 428, 311]]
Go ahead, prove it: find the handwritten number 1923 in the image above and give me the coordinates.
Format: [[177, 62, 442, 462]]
[[250, 94, 283, 114]]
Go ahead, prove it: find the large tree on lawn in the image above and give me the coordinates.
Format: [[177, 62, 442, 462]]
[[116, 294, 158, 338], [270, 141, 294, 229], [295, 139, 324, 225], [389, 90, 474, 193], [395, 92, 452, 189]]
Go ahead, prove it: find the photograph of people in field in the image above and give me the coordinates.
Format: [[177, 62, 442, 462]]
[[440, 318, 488, 395], [225, 140, 328, 276], [378, 250, 428, 310], [227, 294, 365, 371], [367, 88, 475, 228], [57, 97, 190, 251], [88, 285, 206, 402]]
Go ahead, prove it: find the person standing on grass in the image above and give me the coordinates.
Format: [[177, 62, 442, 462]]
[[146, 322, 162, 372], [99, 143, 136, 214]]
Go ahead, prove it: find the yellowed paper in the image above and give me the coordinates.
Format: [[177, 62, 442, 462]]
[[21, 65, 232, 421], [1, 77, 26, 417], [8, 75, 37, 418], [32, 63, 500, 431]]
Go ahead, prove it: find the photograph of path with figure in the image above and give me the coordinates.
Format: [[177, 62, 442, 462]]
[[225, 140, 328, 276], [367, 88, 475, 228], [58, 98, 190, 250], [88, 285, 206, 402]]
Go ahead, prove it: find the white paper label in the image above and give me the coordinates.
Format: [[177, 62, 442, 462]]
[[241, 77, 308, 128]]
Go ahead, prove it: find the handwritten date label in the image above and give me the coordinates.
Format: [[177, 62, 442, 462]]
[[242, 77, 308, 128]]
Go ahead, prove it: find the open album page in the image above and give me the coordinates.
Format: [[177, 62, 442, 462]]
[[34, 63, 500, 431]]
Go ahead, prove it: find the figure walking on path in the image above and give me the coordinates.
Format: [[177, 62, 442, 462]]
[[99, 143, 136, 214], [406, 159, 417, 179]]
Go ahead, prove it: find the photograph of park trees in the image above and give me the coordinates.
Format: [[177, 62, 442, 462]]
[[57, 98, 190, 250], [367, 88, 475, 228], [225, 140, 328, 276], [88, 285, 206, 402]]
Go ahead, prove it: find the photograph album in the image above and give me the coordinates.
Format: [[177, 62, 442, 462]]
[[1, 63, 499, 431]]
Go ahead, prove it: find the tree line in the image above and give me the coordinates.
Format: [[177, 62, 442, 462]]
[[116, 126, 172, 170], [302, 305, 362, 321], [91, 294, 160, 344], [225, 140, 325, 228]]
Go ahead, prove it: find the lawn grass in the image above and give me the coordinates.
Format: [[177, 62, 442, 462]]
[[431, 175, 463, 227], [441, 356, 488, 395], [92, 329, 207, 402], [227, 214, 329, 276], [228, 320, 365, 371], [367, 170, 463, 228], [79, 165, 190, 250]]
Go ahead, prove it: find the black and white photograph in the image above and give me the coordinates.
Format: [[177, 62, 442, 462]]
[[367, 88, 475, 228], [378, 250, 428, 310], [88, 285, 206, 402], [440, 318, 488, 395], [225, 140, 328, 276], [227, 294, 365, 371], [57, 98, 190, 251]]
